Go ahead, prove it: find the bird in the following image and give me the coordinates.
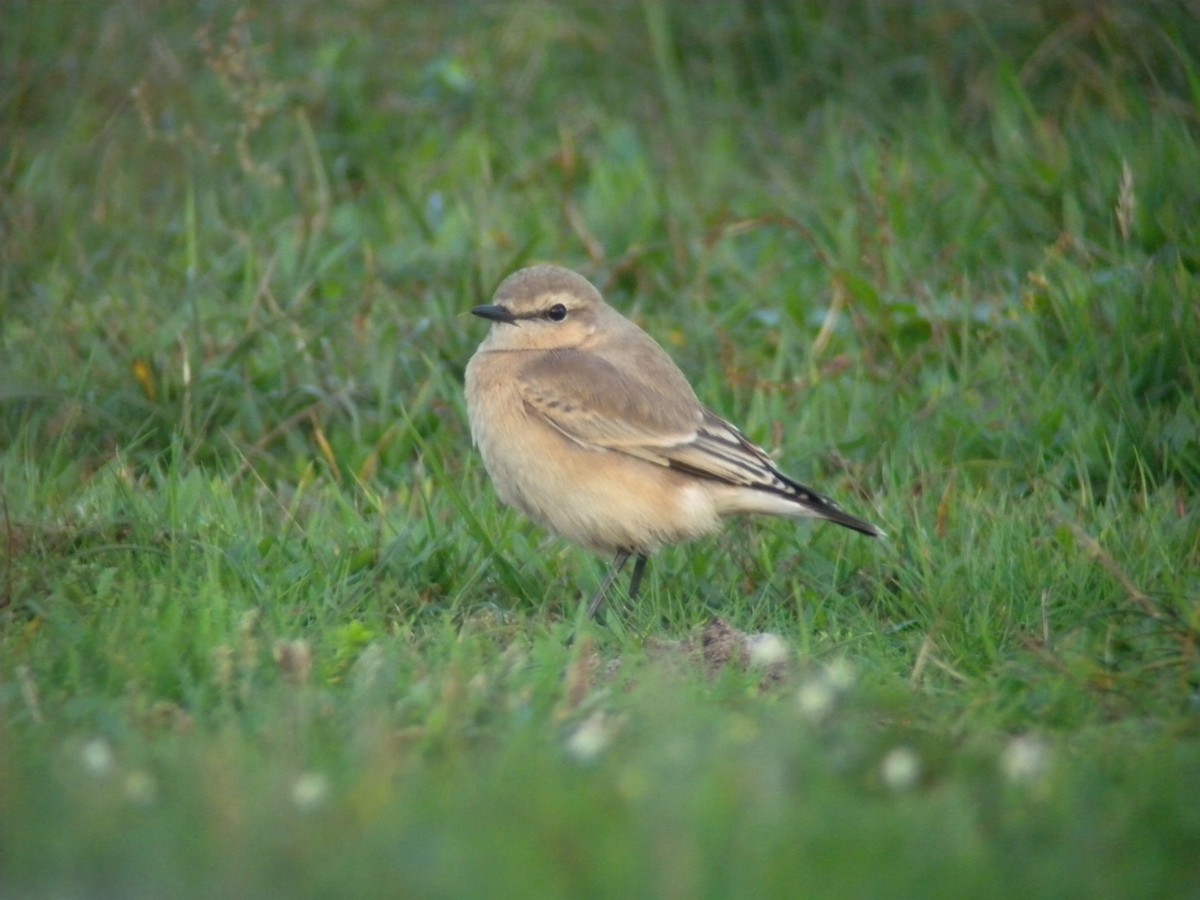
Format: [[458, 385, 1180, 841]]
[[463, 264, 882, 620]]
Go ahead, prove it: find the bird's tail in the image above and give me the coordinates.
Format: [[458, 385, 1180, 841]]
[[773, 471, 884, 537]]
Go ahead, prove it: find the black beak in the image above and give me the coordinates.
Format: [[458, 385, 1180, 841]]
[[471, 304, 518, 325]]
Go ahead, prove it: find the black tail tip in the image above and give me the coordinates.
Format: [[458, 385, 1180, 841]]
[[825, 507, 886, 538]]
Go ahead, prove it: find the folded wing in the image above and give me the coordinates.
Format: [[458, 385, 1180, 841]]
[[517, 351, 882, 537]]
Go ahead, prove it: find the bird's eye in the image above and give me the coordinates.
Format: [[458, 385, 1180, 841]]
[[547, 304, 568, 322]]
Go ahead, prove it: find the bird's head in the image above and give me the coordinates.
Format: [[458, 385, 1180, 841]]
[[470, 265, 605, 352]]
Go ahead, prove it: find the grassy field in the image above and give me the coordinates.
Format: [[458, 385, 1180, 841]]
[[3, 1, 1199, 896]]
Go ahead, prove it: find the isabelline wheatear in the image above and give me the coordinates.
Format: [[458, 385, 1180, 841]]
[[464, 265, 882, 619]]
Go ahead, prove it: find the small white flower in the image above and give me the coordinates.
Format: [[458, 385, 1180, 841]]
[[80, 737, 115, 776], [565, 712, 615, 763], [881, 746, 921, 791], [746, 633, 790, 668], [291, 772, 331, 810], [823, 657, 856, 692], [1002, 734, 1051, 784], [797, 679, 836, 720], [796, 659, 856, 721]]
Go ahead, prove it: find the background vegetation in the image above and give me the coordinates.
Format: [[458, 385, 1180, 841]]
[[2, 1, 1198, 896]]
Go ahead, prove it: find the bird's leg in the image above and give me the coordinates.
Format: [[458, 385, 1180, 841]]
[[627, 554, 648, 600], [586, 549, 632, 621]]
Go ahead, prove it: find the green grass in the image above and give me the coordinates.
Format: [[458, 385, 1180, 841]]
[[3, 1, 1199, 896]]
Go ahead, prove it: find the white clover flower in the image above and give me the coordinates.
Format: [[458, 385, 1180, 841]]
[[565, 712, 616, 763], [746, 633, 790, 668], [823, 657, 856, 692], [1002, 734, 1051, 785], [797, 679, 837, 720], [881, 746, 921, 791], [291, 772, 331, 811], [80, 737, 115, 777], [796, 658, 856, 721]]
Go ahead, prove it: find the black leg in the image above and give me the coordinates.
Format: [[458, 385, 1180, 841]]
[[627, 554, 648, 600], [586, 549, 632, 621]]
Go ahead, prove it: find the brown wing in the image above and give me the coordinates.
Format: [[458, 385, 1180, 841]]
[[518, 346, 789, 481], [664, 409, 796, 490], [516, 347, 703, 462], [518, 353, 882, 536]]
